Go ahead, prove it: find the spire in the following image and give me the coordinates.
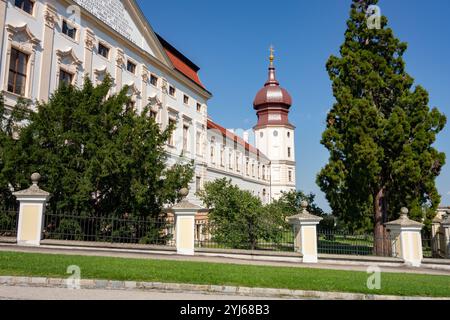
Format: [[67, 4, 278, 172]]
[[266, 45, 279, 86], [269, 45, 275, 67]]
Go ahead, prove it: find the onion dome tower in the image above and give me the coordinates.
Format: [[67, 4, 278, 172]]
[[253, 47, 296, 200]]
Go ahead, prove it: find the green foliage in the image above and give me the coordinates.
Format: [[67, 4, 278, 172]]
[[317, 0, 446, 234], [53, 219, 83, 241], [198, 179, 283, 250], [0, 76, 194, 217], [269, 190, 325, 217], [267, 190, 335, 230]]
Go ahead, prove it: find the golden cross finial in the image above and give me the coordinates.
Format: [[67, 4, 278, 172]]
[[269, 45, 275, 66]]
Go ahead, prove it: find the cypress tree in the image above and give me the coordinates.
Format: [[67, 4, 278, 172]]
[[317, 0, 446, 255]]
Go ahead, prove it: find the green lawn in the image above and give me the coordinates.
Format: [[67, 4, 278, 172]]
[[0, 251, 449, 297]]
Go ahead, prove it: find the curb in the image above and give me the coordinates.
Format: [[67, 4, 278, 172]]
[[0, 276, 448, 300]]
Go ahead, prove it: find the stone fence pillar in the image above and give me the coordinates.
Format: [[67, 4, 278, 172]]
[[12, 173, 50, 246], [385, 208, 424, 267], [171, 188, 201, 256], [288, 201, 323, 263], [441, 215, 450, 259]]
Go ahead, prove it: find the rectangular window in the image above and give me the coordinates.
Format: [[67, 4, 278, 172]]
[[98, 43, 110, 59], [126, 100, 136, 112], [288, 171, 293, 182], [252, 164, 255, 177], [168, 119, 176, 146], [288, 147, 292, 158], [196, 176, 202, 193], [197, 103, 202, 113], [59, 69, 73, 87], [246, 158, 250, 176], [8, 48, 29, 96], [127, 60, 136, 74], [220, 148, 225, 167], [169, 86, 176, 97], [15, 0, 34, 14], [183, 125, 189, 152], [210, 146, 215, 164], [236, 154, 240, 172], [183, 95, 189, 105], [229, 152, 233, 170], [150, 74, 158, 86], [150, 110, 157, 120], [62, 20, 77, 39]]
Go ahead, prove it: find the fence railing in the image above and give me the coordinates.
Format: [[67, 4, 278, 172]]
[[317, 229, 397, 257], [422, 231, 449, 259], [194, 221, 295, 252], [0, 206, 18, 238], [43, 212, 175, 246]]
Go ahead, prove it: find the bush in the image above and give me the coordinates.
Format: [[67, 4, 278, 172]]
[[52, 219, 84, 241]]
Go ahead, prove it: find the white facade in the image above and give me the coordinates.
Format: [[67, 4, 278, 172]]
[[0, 0, 297, 206], [254, 125, 296, 199]]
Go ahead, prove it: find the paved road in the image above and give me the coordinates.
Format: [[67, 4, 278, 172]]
[[0, 286, 286, 300]]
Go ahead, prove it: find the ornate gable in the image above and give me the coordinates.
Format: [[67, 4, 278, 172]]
[[71, 0, 173, 68]]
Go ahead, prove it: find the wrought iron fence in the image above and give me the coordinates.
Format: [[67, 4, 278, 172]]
[[317, 229, 397, 257], [422, 231, 448, 259], [194, 221, 295, 252], [0, 206, 18, 238], [43, 212, 175, 246]]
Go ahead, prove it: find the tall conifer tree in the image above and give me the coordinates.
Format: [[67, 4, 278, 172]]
[[317, 0, 446, 254]]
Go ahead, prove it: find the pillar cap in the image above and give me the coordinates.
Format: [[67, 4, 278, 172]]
[[385, 208, 424, 228], [171, 188, 202, 211], [13, 173, 50, 198], [442, 214, 450, 226], [287, 201, 323, 224]]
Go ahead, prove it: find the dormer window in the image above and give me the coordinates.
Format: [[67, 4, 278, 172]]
[[15, 0, 34, 15], [62, 20, 77, 40]]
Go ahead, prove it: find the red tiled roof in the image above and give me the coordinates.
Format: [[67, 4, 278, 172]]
[[207, 119, 268, 159], [164, 49, 205, 89], [156, 34, 206, 90]]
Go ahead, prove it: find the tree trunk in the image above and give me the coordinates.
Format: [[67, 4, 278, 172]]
[[373, 187, 388, 256]]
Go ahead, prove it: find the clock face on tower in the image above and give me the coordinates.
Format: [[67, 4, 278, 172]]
[[273, 130, 279, 137]]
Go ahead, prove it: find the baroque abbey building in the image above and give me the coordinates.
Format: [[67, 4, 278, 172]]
[[0, 0, 297, 206]]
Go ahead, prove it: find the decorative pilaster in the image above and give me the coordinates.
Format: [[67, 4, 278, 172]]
[[0, 0, 7, 74], [288, 201, 323, 263], [84, 28, 96, 82], [115, 48, 125, 92], [13, 173, 51, 246], [171, 188, 202, 256], [385, 208, 424, 267], [39, 3, 58, 102], [141, 65, 149, 113], [161, 77, 169, 128]]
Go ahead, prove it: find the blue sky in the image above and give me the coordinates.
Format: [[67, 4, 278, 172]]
[[136, 0, 450, 211]]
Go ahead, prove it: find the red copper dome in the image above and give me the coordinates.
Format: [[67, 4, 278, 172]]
[[253, 64, 292, 108], [253, 48, 294, 130]]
